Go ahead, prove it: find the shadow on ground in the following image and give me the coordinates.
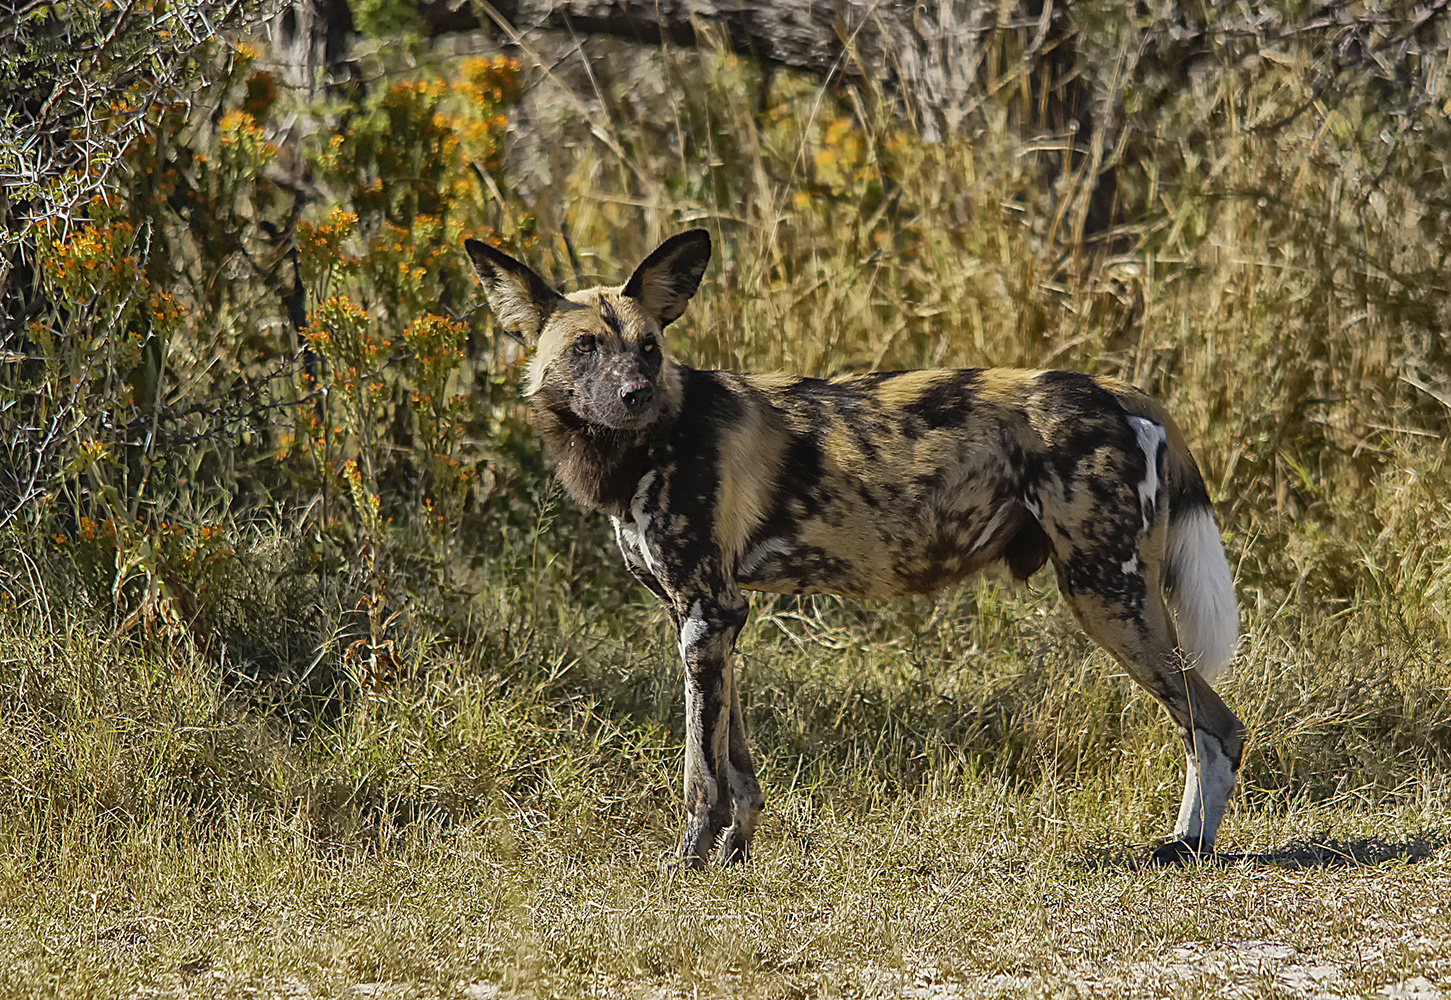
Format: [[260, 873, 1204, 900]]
[[1084, 833, 1450, 872]]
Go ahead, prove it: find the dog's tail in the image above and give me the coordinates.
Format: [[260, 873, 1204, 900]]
[[1162, 484, 1239, 683], [1110, 385, 1240, 683]]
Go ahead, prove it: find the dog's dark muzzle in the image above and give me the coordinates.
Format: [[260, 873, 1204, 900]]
[[621, 381, 654, 409]]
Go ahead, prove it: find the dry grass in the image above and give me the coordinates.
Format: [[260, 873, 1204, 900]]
[[2, 566, 1449, 998]]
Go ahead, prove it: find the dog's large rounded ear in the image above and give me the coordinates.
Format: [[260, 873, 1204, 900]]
[[465, 238, 564, 345], [622, 229, 711, 328]]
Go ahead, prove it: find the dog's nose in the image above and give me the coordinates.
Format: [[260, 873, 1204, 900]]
[[621, 382, 654, 408]]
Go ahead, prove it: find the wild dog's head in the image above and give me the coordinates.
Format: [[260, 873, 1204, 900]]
[[465, 230, 711, 431]]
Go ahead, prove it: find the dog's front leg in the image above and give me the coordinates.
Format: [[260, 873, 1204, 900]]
[[676, 593, 756, 867], [719, 671, 765, 863]]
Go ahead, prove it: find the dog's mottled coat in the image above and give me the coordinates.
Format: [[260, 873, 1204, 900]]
[[467, 230, 1246, 867]]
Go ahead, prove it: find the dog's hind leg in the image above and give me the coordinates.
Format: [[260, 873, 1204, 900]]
[[1164, 666, 1243, 861], [676, 592, 758, 867], [1053, 555, 1246, 862]]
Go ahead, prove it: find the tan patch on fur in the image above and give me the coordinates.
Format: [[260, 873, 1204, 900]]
[[526, 299, 593, 395], [974, 367, 1039, 405], [821, 422, 864, 473], [715, 410, 788, 561], [868, 369, 959, 408], [795, 515, 896, 596], [741, 372, 802, 393]]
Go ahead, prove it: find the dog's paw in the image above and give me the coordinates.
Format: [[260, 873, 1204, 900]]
[[1149, 836, 1213, 867], [680, 814, 726, 870]]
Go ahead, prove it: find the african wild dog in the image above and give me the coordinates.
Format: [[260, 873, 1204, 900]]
[[466, 229, 1245, 868]]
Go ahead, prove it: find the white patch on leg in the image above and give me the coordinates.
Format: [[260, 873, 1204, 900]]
[[611, 516, 637, 565], [629, 471, 659, 575], [1127, 415, 1166, 534], [678, 601, 708, 663], [614, 514, 652, 575], [1166, 505, 1240, 682], [629, 470, 657, 511], [681, 664, 714, 815], [1174, 729, 1236, 846], [1175, 751, 1202, 838]]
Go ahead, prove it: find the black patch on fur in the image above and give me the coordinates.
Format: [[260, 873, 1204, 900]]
[[639, 339, 663, 379], [599, 298, 625, 336], [900, 369, 987, 430], [776, 433, 827, 515], [1004, 517, 1052, 579], [1027, 371, 1143, 508]]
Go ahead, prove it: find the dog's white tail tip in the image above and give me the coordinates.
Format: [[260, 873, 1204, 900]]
[[1166, 505, 1239, 683]]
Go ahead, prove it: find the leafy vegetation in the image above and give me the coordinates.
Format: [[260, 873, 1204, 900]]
[[1, 2, 1449, 996]]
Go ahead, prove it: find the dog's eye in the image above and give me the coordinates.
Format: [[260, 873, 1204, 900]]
[[574, 336, 596, 355], [641, 338, 657, 354]]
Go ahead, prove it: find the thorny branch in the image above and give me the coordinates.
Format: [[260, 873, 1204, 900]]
[[1, 0, 278, 526]]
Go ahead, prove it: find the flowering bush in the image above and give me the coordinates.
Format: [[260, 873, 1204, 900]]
[[11, 34, 528, 653]]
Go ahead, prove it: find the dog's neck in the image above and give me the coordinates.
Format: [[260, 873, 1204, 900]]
[[532, 403, 664, 514]]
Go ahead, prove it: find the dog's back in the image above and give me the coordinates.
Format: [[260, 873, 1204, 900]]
[[648, 367, 1225, 620]]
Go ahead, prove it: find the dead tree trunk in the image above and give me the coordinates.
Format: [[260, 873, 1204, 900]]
[[269, 0, 1124, 231], [270, 1, 1093, 140], [270, 0, 355, 96]]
